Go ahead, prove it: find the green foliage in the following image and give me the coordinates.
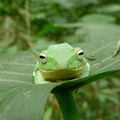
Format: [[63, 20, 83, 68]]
[[81, 14, 116, 23], [0, 0, 120, 119], [0, 38, 120, 119]]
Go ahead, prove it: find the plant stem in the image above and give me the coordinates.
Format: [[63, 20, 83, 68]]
[[25, 0, 31, 34], [54, 90, 80, 120]]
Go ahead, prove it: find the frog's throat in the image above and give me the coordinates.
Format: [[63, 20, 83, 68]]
[[40, 66, 83, 82]]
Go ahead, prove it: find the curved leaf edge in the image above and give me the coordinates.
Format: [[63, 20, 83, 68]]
[[52, 70, 120, 92]]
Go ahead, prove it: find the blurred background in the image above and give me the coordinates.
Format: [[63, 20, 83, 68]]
[[0, 0, 120, 120]]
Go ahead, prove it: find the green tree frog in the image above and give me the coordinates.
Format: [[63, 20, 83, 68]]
[[33, 43, 90, 84]]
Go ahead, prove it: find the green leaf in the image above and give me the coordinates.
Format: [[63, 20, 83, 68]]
[[53, 70, 119, 91], [0, 52, 57, 120], [81, 14, 116, 24], [75, 24, 120, 74], [97, 4, 120, 14], [0, 84, 56, 120], [0, 24, 120, 119]]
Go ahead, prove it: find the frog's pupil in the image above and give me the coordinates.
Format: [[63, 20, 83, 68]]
[[78, 51, 84, 55], [39, 55, 46, 59]]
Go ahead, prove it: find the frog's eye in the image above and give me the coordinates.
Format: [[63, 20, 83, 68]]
[[76, 50, 84, 60], [39, 53, 47, 64]]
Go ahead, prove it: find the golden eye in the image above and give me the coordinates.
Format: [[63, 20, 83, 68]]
[[39, 53, 47, 64], [77, 50, 84, 60]]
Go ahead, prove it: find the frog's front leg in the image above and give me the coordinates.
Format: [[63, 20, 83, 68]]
[[33, 70, 47, 84], [81, 62, 90, 78], [33, 62, 49, 84]]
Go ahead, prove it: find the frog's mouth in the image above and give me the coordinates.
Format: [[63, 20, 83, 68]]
[[40, 66, 83, 82]]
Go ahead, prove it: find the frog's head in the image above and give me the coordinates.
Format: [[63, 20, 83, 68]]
[[38, 43, 88, 81]]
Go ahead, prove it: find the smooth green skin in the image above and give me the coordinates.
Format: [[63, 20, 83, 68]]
[[33, 43, 90, 84]]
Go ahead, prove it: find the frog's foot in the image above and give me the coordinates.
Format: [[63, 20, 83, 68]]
[[81, 62, 90, 78]]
